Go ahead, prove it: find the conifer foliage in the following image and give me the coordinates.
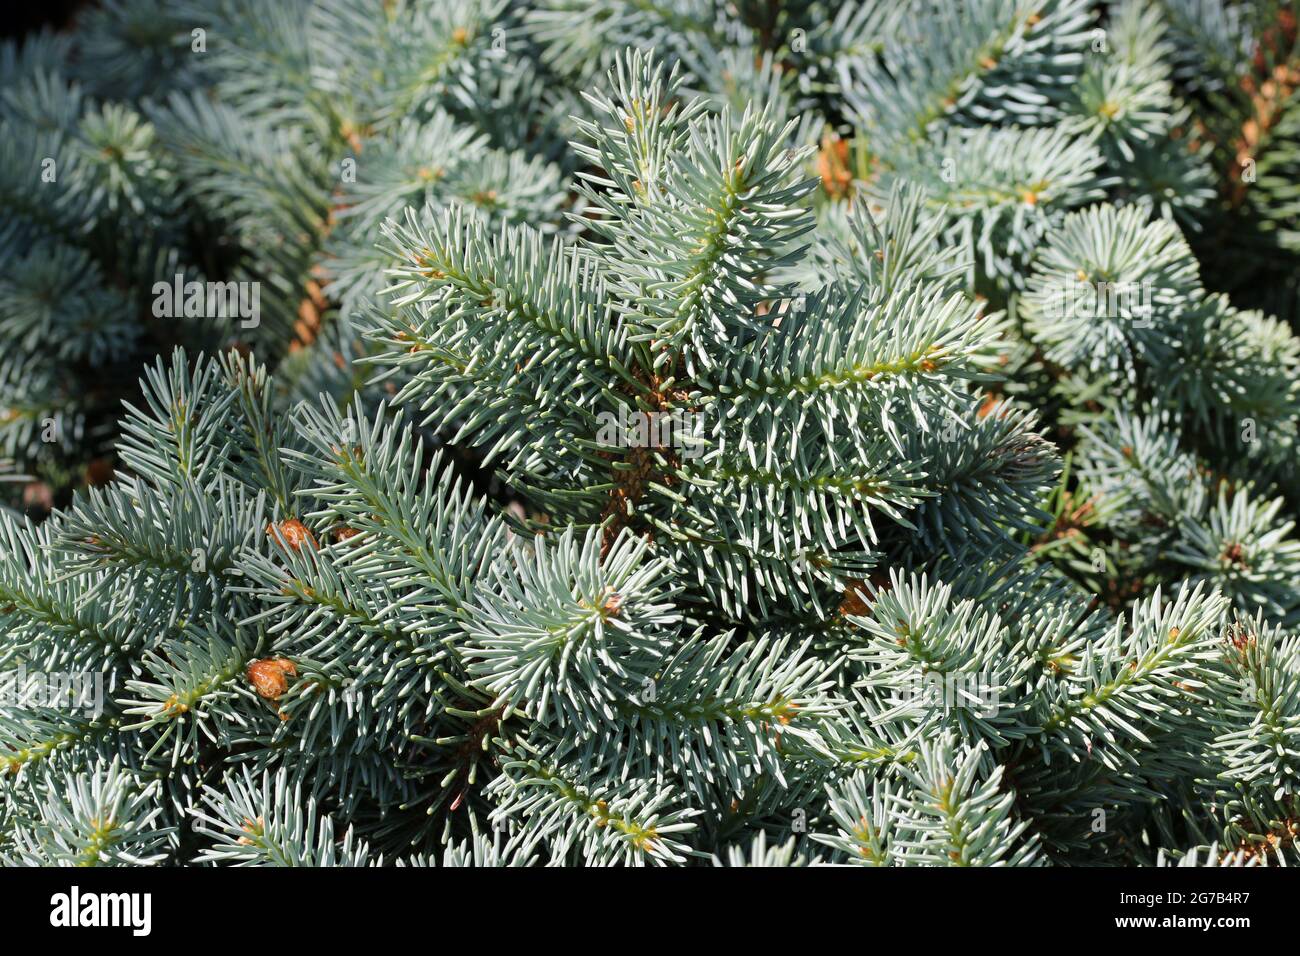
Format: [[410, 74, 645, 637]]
[[3, 0, 1300, 867]]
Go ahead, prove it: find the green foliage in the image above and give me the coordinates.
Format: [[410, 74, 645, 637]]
[[3, 0, 1300, 868]]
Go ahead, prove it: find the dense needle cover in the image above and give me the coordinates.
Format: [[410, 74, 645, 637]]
[[2, 0, 1300, 867]]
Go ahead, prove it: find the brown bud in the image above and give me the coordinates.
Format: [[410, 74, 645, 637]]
[[238, 816, 264, 845], [600, 590, 623, 617], [839, 581, 872, 618], [247, 658, 298, 701], [268, 519, 317, 551]]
